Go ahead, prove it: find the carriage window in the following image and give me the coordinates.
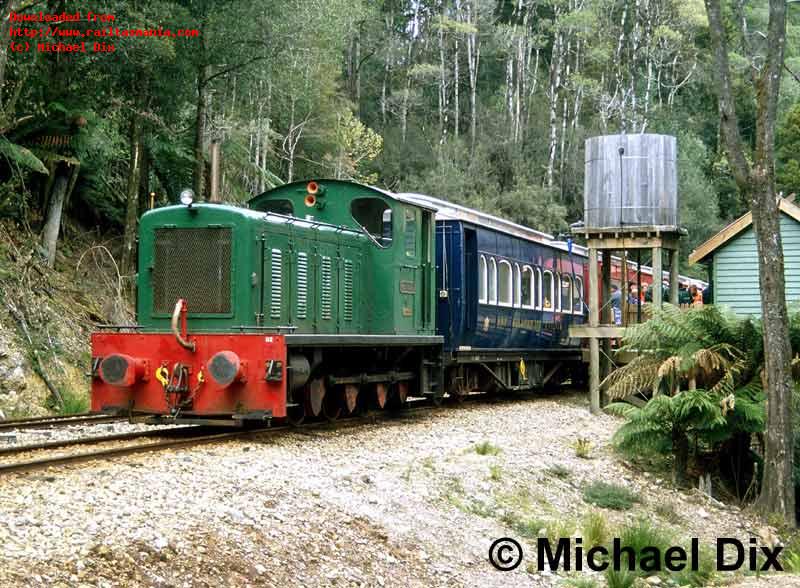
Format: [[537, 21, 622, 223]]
[[382, 209, 393, 244], [514, 264, 521, 308], [404, 208, 417, 257], [521, 266, 533, 308], [534, 267, 541, 309], [261, 199, 294, 216], [574, 277, 584, 314], [543, 271, 554, 310], [351, 198, 392, 244], [488, 258, 497, 304], [498, 260, 512, 306], [561, 275, 573, 314], [479, 255, 488, 303]]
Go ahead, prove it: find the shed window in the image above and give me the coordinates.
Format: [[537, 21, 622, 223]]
[[543, 271, 554, 310], [521, 266, 533, 308], [561, 275, 573, 314], [488, 258, 497, 304], [498, 260, 512, 306], [479, 255, 488, 304], [351, 198, 392, 244], [574, 277, 584, 314]]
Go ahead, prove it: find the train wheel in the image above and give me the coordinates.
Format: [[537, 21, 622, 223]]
[[375, 382, 388, 410], [322, 388, 341, 422], [450, 381, 467, 403], [343, 384, 359, 415], [305, 378, 325, 418], [387, 381, 409, 411], [286, 404, 305, 426]]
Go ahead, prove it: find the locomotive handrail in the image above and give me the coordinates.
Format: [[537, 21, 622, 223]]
[[261, 210, 363, 237], [171, 299, 196, 352]]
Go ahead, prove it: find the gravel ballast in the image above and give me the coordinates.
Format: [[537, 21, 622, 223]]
[[0, 393, 794, 587]]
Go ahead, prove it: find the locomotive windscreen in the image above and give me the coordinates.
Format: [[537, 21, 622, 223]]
[[151, 227, 233, 315]]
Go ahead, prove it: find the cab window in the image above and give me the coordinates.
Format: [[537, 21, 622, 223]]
[[404, 209, 417, 257], [351, 198, 392, 244], [261, 199, 294, 216]]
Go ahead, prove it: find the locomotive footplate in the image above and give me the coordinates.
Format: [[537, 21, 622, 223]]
[[134, 410, 273, 428]]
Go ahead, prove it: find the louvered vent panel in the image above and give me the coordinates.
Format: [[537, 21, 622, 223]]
[[270, 248, 282, 319], [152, 227, 232, 314], [296, 252, 308, 319], [343, 259, 353, 321], [321, 256, 332, 320]]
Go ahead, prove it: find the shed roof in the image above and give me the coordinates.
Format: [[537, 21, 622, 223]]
[[688, 198, 800, 265]]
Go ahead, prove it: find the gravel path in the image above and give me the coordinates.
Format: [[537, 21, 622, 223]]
[[0, 393, 794, 587]]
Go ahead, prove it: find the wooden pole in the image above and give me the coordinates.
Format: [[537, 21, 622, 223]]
[[669, 248, 679, 304], [621, 250, 629, 326], [601, 249, 612, 384], [209, 140, 221, 202], [601, 250, 612, 324], [589, 246, 600, 414], [652, 246, 663, 307]]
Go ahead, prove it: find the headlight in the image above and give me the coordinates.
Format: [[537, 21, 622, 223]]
[[179, 188, 195, 206]]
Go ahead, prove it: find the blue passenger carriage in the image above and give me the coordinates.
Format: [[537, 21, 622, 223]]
[[397, 193, 588, 396]]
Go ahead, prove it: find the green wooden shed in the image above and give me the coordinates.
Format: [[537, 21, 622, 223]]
[[688, 197, 800, 316]]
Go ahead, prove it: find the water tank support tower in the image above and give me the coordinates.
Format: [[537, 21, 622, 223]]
[[570, 133, 685, 415]]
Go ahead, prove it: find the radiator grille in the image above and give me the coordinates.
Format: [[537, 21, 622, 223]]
[[296, 252, 308, 319], [320, 256, 332, 320], [343, 259, 353, 321], [152, 227, 232, 314], [270, 248, 283, 319]]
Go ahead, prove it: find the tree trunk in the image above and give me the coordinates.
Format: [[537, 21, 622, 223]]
[[751, 170, 796, 522], [705, 0, 795, 526], [467, 0, 479, 154], [121, 115, 143, 277], [0, 2, 15, 109], [672, 427, 689, 487], [192, 64, 209, 200], [41, 168, 69, 268]]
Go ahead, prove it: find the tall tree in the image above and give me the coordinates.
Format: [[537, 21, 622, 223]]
[[704, 0, 794, 525]]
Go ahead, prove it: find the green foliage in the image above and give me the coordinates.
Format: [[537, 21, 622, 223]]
[[473, 441, 502, 456], [582, 481, 640, 510], [582, 511, 609, 547], [0, 137, 48, 175], [606, 391, 724, 456], [56, 389, 90, 415], [572, 437, 593, 459], [604, 567, 637, 588], [777, 103, 800, 196], [544, 464, 572, 479], [564, 578, 600, 588]]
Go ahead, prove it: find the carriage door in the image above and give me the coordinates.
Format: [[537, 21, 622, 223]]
[[421, 210, 433, 331]]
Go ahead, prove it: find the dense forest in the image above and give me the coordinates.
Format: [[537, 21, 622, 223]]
[[3, 0, 800, 274]]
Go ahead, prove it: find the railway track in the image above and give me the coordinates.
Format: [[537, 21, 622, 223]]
[[0, 389, 573, 476], [0, 413, 124, 431]]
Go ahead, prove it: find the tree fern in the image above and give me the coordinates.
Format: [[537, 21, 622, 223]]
[[0, 136, 48, 175]]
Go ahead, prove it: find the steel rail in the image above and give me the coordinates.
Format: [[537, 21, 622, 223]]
[[0, 430, 257, 475], [0, 414, 124, 431], [0, 426, 200, 456], [0, 387, 576, 476]]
